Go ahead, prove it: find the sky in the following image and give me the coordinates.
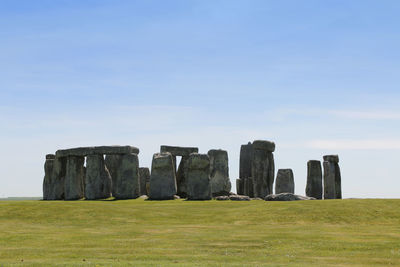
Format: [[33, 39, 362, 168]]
[[1, 0, 400, 198]]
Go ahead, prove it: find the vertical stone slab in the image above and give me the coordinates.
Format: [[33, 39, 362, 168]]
[[208, 149, 231, 196], [323, 155, 342, 199], [43, 155, 55, 200], [186, 153, 211, 200], [243, 177, 254, 197], [306, 160, 322, 199], [236, 178, 243, 195], [149, 153, 177, 200], [85, 154, 112, 200], [323, 161, 336, 199], [240, 142, 253, 179], [334, 164, 342, 199], [251, 140, 275, 198], [43, 154, 66, 200], [113, 153, 140, 199], [105, 154, 122, 197], [139, 167, 150, 196], [64, 156, 85, 200], [275, 169, 294, 194], [51, 156, 66, 200], [176, 156, 189, 198]]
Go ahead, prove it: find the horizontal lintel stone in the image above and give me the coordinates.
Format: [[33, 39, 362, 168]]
[[160, 145, 198, 156], [56, 146, 139, 157], [252, 140, 275, 152]]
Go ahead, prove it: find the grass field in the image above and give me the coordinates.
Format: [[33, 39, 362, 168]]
[[1, 199, 399, 266]]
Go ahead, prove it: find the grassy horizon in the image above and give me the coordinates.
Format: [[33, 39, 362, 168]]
[[1, 199, 399, 266]]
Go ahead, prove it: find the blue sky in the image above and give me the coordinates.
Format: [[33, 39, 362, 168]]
[[1, 0, 400, 197]]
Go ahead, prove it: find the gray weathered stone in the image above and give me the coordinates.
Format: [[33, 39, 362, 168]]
[[243, 177, 254, 197], [176, 156, 189, 197], [85, 154, 112, 200], [229, 194, 251, 201], [323, 155, 339, 163], [149, 153, 177, 200], [239, 142, 253, 179], [323, 161, 336, 199], [334, 163, 342, 199], [215, 195, 230, 201], [236, 178, 243, 195], [104, 154, 122, 196], [56, 145, 139, 158], [252, 140, 275, 152], [160, 145, 198, 156], [264, 193, 315, 201], [113, 153, 140, 199], [46, 154, 55, 160], [64, 156, 85, 200], [160, 145, 198, 198], [275, 169, 294, 194], [43, 157, 55, 200], [49, 156, 67, 200], [252, 140, 275, 198], [186, 153, 211, 200], [323, 155, 342, 199], [208, 149, 231, 196], [306, 160, 322, 199], [139, 167, 150, 196]]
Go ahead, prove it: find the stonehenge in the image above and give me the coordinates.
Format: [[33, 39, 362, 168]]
[[208, 149, 231, 196], [186, 153, 212, 200], [149, 152, 177, 200], [275, 169, 294, 194], [43, 142, 343, 201], [43, 146, 140, 200], [306, 160, 322, 199], [323, 155, 342, 199]]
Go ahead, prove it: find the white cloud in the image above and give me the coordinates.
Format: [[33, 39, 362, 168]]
[[308, 139, 400, 150], [329, 110, 400, 120]]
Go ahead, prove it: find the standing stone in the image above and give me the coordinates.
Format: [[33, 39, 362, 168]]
[[105, 154, 122, 197], [237, 142, 253, 195], [243, 177, 254, 197], [186, 153, 211, 200], [236, 178, 244, 195], [208, 149, 231, 196], [85, 154, 112, 200], [149, 153, 177, 200], [43, 155, 67, 200], [323, 161, 336, 199], [113, 153, 140, 199], [306, 160, 322, 199], [160, 145, 198, 198], [139, 167, 150, 195], [64, 156, 85, 200], [240, 142, 253, 179], [176, 156, 189, 197], [252, 140, 275, 198], [51, 156, 67, 200], [43, 156, 55, 200], [275, 169, 294, 194], [323, 155, 342, 199]]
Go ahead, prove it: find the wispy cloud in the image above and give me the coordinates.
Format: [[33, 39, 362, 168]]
[[308, 139, 400, 150], [329, 110, 400, 120]]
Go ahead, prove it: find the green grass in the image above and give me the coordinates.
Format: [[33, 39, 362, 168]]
[[1, 199, 399, 266]]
